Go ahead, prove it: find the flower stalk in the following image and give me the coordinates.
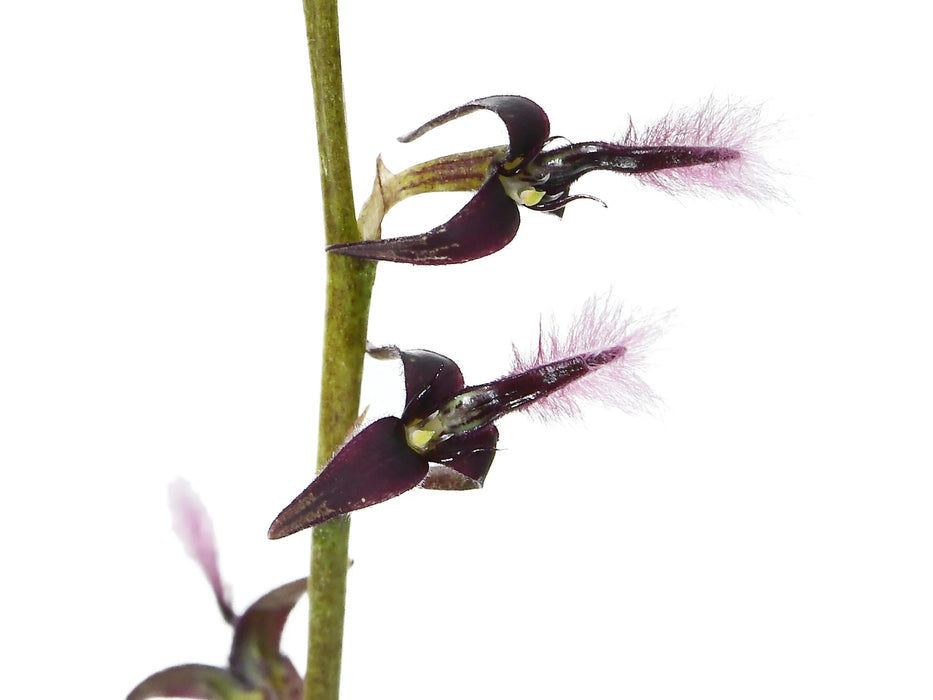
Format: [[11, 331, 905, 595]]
[[301, 0, 374, 699]]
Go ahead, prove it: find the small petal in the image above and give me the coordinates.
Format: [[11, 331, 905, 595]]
[[168, 480, 236, 624], [616, 98, 781, 200], [398, 95, 550, 168], [328, 176, 520, 265], [230, 578, 307, 698], [420, 424, 499, 490], [126, 663, 262, 700], [268, 417, 429, 537]]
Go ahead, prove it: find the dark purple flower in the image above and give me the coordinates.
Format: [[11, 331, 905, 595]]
[[127, 481, 305, 700], [327, 95, 777, 265], [268, 298, 660, 538]]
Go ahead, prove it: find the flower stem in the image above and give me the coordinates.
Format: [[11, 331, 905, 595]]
[[301, 0, 375, 698]]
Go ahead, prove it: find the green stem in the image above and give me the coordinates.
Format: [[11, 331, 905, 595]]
[[301, 0, 375, 698]]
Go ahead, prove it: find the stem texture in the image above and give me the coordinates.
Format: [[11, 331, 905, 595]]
[[301, 0, 375, 698]]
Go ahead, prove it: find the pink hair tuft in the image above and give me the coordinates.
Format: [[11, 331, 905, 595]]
[[620, 97, 781, 201], [510, 296, 665, 421]]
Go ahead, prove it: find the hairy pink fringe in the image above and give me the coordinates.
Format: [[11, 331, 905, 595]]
[[510, 296, 664, 421], [620, 97, 780, 201], [168, 479, 236, 623]]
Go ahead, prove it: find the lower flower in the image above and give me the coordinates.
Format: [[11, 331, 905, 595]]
[[268, 297, 662, 538], [128, 481, 306, 700]]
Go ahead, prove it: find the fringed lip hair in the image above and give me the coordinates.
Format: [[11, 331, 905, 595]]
[[328, 95, 778, 265]]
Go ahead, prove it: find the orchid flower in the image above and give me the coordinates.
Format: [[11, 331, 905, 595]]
[[268, 297, 660, 538], [128, 481, 306, 700], [328, 94, 776, 265]]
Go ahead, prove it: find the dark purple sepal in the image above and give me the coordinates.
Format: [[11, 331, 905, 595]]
[[229, 578, 307, 699], [126, 663, 260, 700], [420, 424, 499, 490], [397, 349, 465, 423], [268, 417, 429, 538], [326, 176, 520, 265], [398, 95, 550, 168]]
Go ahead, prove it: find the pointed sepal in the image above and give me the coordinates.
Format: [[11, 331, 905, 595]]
[[268, 417, 429, 537], [327, 176, 520, 265]]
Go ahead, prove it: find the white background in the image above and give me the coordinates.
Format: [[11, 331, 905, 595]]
[[2, 1, 931, 698]]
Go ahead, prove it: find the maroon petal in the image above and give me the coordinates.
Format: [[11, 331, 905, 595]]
[[267, 417, 429, 538], [420, 424, 499, 490], [229, 578, 307, 697], [326, 177, 519, 265], [397, 349, 465, 423], [126, 663, 258, 700], [398, 95, 550, 167]]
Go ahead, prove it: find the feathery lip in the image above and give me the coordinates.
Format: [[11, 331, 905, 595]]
[[326, 94, 773, 265], [268, 299, 659, 538]]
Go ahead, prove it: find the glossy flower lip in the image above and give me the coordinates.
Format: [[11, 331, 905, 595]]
[[327, 94, 778, 265], [268, 297, 660, 539], [127, 481, 306, 700]]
